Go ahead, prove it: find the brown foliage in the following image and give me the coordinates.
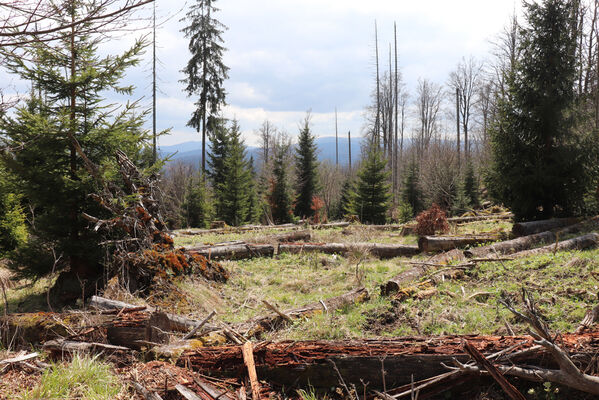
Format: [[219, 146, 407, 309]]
[[415, 204, 449, 236]]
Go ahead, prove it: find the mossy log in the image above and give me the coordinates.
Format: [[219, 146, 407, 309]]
[[175, 332, 599, 391], [512, 217, 581, 237], [278, 243, 419, 258]]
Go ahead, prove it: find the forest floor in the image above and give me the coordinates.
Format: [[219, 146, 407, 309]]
[[1, 216, 599, 399]]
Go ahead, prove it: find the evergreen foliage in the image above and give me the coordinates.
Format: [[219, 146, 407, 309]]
[[0, 3, 149, 279], [269, 143, 293, 224], [350, 148, 391, 224], [207, 118, 230, 217], [182, 172, 212, 228], [401, 160, 422, 215], [294, 115, 319, 218], [337, 177, 353, 219], [246, 156, 260, 223], [487, 0, 590, 220], [0, 165, 27, 256], [221, 120, 251, 226], [181, 0, 229, 172]]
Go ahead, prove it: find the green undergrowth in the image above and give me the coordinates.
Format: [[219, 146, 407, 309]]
[[21, 354, 124, 400]]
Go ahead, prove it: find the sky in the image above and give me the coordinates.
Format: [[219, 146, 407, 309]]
[[3, 0, 525, 147]]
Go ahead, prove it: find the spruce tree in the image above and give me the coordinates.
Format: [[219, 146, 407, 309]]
[[207, 118, 230, 218], [462, 162, 479, 208], [181, 0, 229, 174], [182, 172, 212, 228], [488, 0, 589, 220], [337, 177, 353, 219], [0, 2, 148, 283], [269, 143, 293, 224], [294, 115, 319, 218], [221, 120, 251, 226], [0, 165, 27, 256], [350, 148, 391, 224], [246, 156, 260, 223], [401, 160, 422, 215]]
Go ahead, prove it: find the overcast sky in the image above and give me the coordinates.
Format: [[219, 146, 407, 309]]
[[4, 0, 525, 147]]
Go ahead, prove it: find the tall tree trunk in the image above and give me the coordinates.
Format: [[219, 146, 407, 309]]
[[456, 88, 460, 169], [152, 0, 157, 164], [393, 22, 399, 201], [348, 130, 352, 170], [335, 107, 338, 167], [375, 20, 380, 147]]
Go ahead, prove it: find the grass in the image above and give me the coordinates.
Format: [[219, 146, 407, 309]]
[[21, 354, 125, 400], [172, 218, 599, 341]]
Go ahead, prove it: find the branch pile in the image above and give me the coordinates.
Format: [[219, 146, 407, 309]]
[[83, 150, 228, 291]]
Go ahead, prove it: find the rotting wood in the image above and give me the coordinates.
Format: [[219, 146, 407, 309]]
[[278, 243, 419, 258], [512, 217, 581, 237], [187, 244, 274, 260], [43, 339, 132, 356], [576, 305, 599, 333], [463, 340, 526, 400], [418, 234, 504, 253], [0, 352, 39, 365], [89, 295, 148, 312], [242, 342, 261, 400], [131, 380, 164, 400], [175, 384, 203, 400], [183, 310, 217, 340], [175, 332, 599, 391]]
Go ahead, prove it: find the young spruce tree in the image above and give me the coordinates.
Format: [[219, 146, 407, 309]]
[[207, 118, 230, 219], [350, 148, 391, 224], [269, 143, 293, 224], [221, 120, 251, 226], [294, 114, 319, 219], [487, 0, 590, 220], [0, 1, 148, 285]]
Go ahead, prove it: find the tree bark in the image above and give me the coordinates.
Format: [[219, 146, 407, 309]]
[[187, 244, 274, 260], [512, 217, 581, 237], [509, 233, 599, 259], [418, 234, 504, 253], [278, 243, 419, 259], [175, 332, 599, 391]]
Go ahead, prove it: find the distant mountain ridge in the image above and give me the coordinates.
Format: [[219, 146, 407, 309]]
[[159, 136, 366, 167]]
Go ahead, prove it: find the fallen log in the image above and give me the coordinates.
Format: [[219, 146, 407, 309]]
[[188, 244, 274, 260], [512, 217, 581, 237], [509, 233, 599, 259], [278, 243, 419, 258], [175, 331, 599, 391], [43, 339, 132, 356], [418, 234, 504, 253], [310, 222, 350, 229], [88, 295, 146, 311], [253, 230, 311, 243], [447, 214, 513, 223], [151, 288, 370, 356]]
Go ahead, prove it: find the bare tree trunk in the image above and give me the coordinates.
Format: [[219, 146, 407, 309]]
[[348, 130, 352, 170], [393, 22, 399, 202], [152, 0, 157, 164], [375, 20, 380, 147], [335, 107, 338, 167], [456, 87, 460, 169]]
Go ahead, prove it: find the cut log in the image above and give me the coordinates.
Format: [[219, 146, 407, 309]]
[[310, 222, 350, 229], [418, 234, 503, 253], [278, 243, 419, 259], [242, 342, 261, 400], [175, 385, 203, 400], [512, 217, 581, 237], [131, 381, 164, 400], [188, 244, 274, 260], [509, 233, 599, 259], [447, 214, 513, 223], [88, 295, 147, 311], [176, 332, 599, 391], [254, 230, 311, 243]]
